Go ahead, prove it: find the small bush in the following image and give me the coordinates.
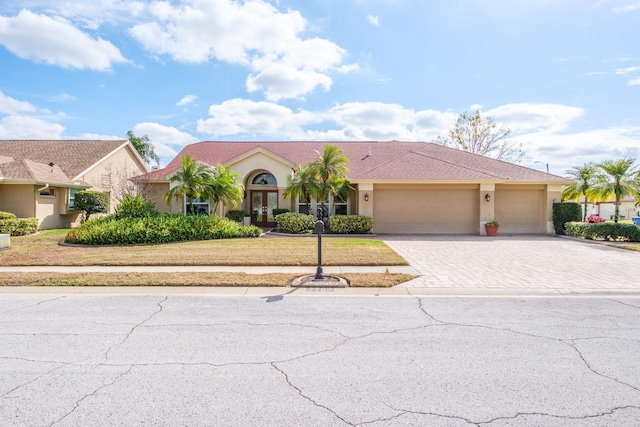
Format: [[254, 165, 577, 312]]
[[328, 215, 374, 234], [565, 221, 640, 241], [552, 202, 581, 235], [114, 194, 156, 220], [74, 190, 109, 221], [0, 217, 38, 236], [272, 208, 290, 216], [64, 214, 261, 245], [275, 212, 315, 234], [227, 210, 250, 222], [0, 211, 17, 220]]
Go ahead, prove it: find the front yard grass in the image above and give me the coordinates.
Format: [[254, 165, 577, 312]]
[[0, 230, 408, 266], [0, 230, 414, 287]]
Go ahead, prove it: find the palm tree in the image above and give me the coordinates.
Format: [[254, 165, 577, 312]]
[[203, 164, 244, 215], [562, 162, 598, 221], [163, 155, 214, 215], [283, 163, 318, 214], [590, 158, 640, 223], [311, 145, 349, 218]]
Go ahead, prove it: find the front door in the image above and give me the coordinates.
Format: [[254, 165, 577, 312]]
[[251, 190, 278, 227]]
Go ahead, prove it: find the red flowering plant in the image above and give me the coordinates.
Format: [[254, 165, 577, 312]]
[[587, 214, 606, 223]]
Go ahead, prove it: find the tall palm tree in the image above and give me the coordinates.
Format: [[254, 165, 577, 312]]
[[562, 162, 598, 221], [127, 130, 160, 166], [311, 145, 349, 218], [203, 164, 244, 215], [283, 163, 318, 214], [163, 155, 214, 215], [591, 158, 640, 223]]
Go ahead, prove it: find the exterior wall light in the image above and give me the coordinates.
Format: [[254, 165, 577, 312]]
[[364, 193, 369, 202], [485, 193, 491, 202]]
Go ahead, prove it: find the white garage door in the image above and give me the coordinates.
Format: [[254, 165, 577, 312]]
[[495, 187, 545, 233], [373, 185, 477, 234]]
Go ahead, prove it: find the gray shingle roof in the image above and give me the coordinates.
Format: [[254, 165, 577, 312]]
[[0, 140, 127, 183]]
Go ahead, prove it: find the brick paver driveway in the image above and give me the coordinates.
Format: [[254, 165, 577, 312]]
[[382, 235, 640, 290]]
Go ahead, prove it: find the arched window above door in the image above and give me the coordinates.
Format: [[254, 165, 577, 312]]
[[252, 172, 277, 186]]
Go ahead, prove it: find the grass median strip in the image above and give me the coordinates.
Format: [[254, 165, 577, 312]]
[[0, 272, 415, 288]]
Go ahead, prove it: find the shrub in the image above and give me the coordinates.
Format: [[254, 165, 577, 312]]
[[114, 194, 156, 220], [0, 217, 38, 236], [0, 211, 17, 220], [565, 221, 640, 241], [272, 208, 290, 216], [328, 215, 374, 234], [64, 214, 261, 245], [74, 190, 109, 222], [552, 202, 581, 235], [275, 212, 315, 234], [586, 214, 606, 223], [227, 210, 250, 222]]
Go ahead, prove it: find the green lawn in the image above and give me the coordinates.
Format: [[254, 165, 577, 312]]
[[0, 230, 413, 287]]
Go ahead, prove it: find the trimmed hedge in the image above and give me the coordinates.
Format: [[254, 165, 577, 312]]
[[272, 208, 290, 216], [328, 215, 373, 234], [0, 217, 38, 236], [565, 221, 640, 241], [227, 210, 250, 222], [0, 211, 17, 220], [275, 212, 315, 234], [64, 214, 261, 245], [552, 202, 581, 235]]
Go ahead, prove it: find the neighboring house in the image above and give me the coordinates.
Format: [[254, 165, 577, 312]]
[[0, 140, 148, 229], [579, 195, 639, 220], [135, 141, 570, 235]]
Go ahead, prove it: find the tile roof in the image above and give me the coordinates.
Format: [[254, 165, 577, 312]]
[[0, 140, 128, 184], [137, 141, 569, 183]]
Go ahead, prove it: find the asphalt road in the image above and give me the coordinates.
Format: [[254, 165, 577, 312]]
[[1, 293, 640, 426]]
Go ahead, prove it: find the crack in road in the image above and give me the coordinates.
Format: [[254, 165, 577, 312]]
[[0, 296, 66, 316], [415, 297, 640, 397], [608, 298, 640, 310], [49, 365, 134, 426], [271, 362, 355, 426], [477, 405, 640, 425], [103, 296, 167, 360]]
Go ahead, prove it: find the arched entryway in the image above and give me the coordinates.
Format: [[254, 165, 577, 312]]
[[248, 172, 278, 227]]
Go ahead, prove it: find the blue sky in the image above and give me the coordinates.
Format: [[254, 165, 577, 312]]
[[1, 0, 639, 174]]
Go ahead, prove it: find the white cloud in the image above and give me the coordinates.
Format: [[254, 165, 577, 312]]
[[615, 66, 640, 74], [367, 15, 379, 26], [78, 133, 122, 140], [177, 95, 198, 107], [0, 115, 65, 139], [197, 98, 317, 137], [129, 0, 355, 99], [613, 2, 640, 13], [629, 78, 640, 85], [0, 10, 128, 70], [132, 122, 199, 159], [48, 93, 77, 102], [0, 91, 38, 114], [487, 103, 584, 133]]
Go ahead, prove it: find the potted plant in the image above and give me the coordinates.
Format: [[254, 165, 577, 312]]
[[485, 220, 499, 236]]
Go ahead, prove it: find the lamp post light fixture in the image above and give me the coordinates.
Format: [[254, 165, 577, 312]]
[[534, 161, 549, 173], [364, 193, 369, 202], [485, 193, 491, 202]]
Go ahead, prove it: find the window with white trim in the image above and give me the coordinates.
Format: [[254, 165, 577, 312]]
[[69, 189, 77, 209], [185, 196, 210, 215]]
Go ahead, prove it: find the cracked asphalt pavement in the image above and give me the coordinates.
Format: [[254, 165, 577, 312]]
[[1, 294, 639, 426]]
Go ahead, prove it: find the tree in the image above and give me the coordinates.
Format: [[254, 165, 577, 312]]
[[73, 190, 109, 222], [311, 145, 349, 218], [562, 162, 598, 221], [283, 163, 319, 214], [283, 145, 350, 219], [203, 164, 244, 215], [163, 155, 214, 215], [436, 110, 522, 162], [590, 158, 640, 223], [127, 130, 160, 167]]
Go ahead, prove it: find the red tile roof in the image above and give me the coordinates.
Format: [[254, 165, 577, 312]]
[[137, 141, 568, 183], [0, 140, 128, 184]]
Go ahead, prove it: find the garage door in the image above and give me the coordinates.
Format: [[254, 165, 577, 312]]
[[373, 185, 477, 234], [495, 186, 545, 233]]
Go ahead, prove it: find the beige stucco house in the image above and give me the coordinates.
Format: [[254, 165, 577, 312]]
[[0, 140, 148, 229], [136, 141, 570, 235]]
